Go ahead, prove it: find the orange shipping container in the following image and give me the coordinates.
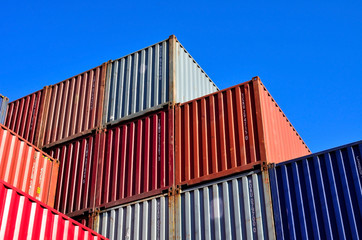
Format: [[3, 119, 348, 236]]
[[175, 76, 311, 186], [0, 124, 59, 207]]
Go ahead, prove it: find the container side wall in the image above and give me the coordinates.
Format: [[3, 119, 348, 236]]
[[256, 78, 311, 163], [175, 41, 219, 103], [45, 133, 100, 215], [41, 64, 106, 147], [175, 170, 275, 240], [103, 41, 169, 124], [0, 180, 108, 239], [0, 124, 58, 207], [0, 95, 9, 124], [270, 142, 362, 240], [4, 90, 44, 145], [96, 107, 173, 209], [175, 80, 261, 186], [96, 195, 169, 240]]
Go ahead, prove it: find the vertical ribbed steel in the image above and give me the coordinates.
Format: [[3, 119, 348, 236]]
[[175, 40, 218, 103], [0, 124, 59, 207], [96, 107, 173, 210], [103, 40, 169, 124], [96, 194, 170, 240], [269, 141, 362, 240], [0, 180, 108, 240], [175, 170, 276, 240], [0, 95, 8, 124], [40, 64, 107, 147], [4, 89, 45, 146], [103, 36, 219, 126], [175, 78, 310, 188]]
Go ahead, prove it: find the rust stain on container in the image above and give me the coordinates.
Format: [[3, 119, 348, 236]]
[[0, 180, 108, 240], [175, 77, 310, 186], [4, 89, 46, 146], [40, 63, 107, 147], [0, 124, 59, 207]]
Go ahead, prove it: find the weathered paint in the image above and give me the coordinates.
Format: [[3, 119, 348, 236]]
[[46, 132, 101, 215], [4, 89, 46, 146], [96, 106, 174, 209], [40, 63, 107, 147], [175, 77, 310, 187], [95, 194, 171, 240], [269, 141, 362, 240], [103, 35, 218, 125], [0, 94, 8, 124], [0, 179, 108, 239], [45, 106, 174, 215], [175, 170, 275, 240], [0, 124, 59, 207]]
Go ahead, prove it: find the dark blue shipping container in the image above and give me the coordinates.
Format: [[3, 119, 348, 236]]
[[0, 94, 9, 124], [269, 141, 362, 240]]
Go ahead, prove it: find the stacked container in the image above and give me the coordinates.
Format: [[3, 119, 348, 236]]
[[0, 179, 108, 239], [2, 34, 219, 234], [0, 124, 59, 207], [5, 34, 358, 240], [269, 141, 362, 240]]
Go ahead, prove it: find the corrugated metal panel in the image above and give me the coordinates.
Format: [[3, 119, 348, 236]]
[[45, 106, 173, 215], [40, 63, 107, 147], [95, 194, 170, 240], [103, 40, 169, 124], [46, 132, 101, 215], [103, 35, 218, 125], [175, 170, 275, 240], [4, 89, 46, 146], [0, 95, 9, 124], [174, 40, 218, 103], [175, 77, 310, 187], [96, 106, 174, 209], [0, 180, 108, 240], [0, 124, 59, 207], [269, 141, 362, 240]]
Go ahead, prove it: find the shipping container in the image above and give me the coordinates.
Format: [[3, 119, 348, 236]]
[[45, 105, 174, 215], [103, 35, 219, 125], [45, 131, 101, 215], [0, 124, 59, 207], [0, 180, 108, 239], [4, 89, 46, 146], [0, 94, 9, 124], [269, 141, 362, 240], [175, 169, 275, 240], [175, 76, 310, 187], [96, 105, 173, 210], [40, 63, 107, 147], [95, 194, 171, 240], [94, 169, 275, 240]]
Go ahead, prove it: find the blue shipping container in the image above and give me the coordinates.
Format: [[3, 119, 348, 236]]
[[269, 141, 362, 240], [0, 94, 9, 124]]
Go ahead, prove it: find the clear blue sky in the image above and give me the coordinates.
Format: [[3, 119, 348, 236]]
[[0, 1, 361, 153]]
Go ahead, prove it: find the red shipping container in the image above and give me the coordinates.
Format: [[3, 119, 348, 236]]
[[175, 77, 310, 186], [96, 105, 174, 209], [4, 63, 107, 148], [0, 124, 59, 207], [46, 132, 101, 215], [0, 179, 108, 239], [39, 63, 107, 148], [4, 89, 47, 146], [45, 105, 174, 215]]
